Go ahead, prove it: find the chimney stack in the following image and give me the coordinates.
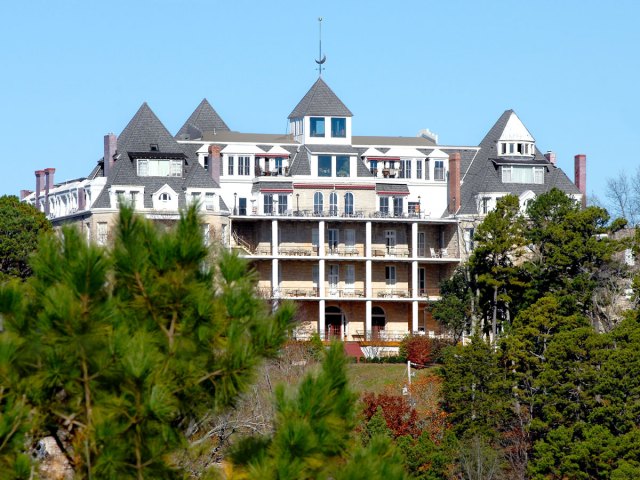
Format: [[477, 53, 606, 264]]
[[35, 170, 44, 211], [44, 168, 55, 216], [574, 154, 587, 208], [544, 151, 557, 165], [208, 144, 222, 184], [78, 187, 86, 211], [20, 190, 33, 200], [104, 133, 117, 178], [448, 152, 461, 215]]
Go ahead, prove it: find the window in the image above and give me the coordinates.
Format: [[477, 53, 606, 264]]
[[501, 166, 545, 184], [501, 143, 507, 155], [329, 192, 338, 216], [274, 157, 284, 175], [464, 228, 475, 252], [97, 222, 108, 246], [314, 192, 324, 214], [190, 192, 201, 206], [130, 191, 139, 206], [345, 229, 355, 252], [385, 230, 396, 253], [203, 155, 210, 171], [150, 143, 159, 151], [509, 143, 515, 154], [481, 197, 490, 214], [385, 266, 396, 287], [434, 160, 445, 181], [238, 198, 247, 216], [137, 159, 183, 177], [238, 156, 250, 175], [424, 160, 430, 180], [318, 155, 331, 177], [328, 228, 339, 253], [312, 265, 319, 287], [336, 156, 350, 177], [204, 193, 215, 211], [312, 228, 319, 250], [370, 159, 378, 176], [202, 224, 211, 246], [416, 160, 422, 179], [408, 201, 420, 215], [228, 156, 234, 175], [278, 194, 288, 214], [418, 231, 426, 257], [399, 160, 411, 179], [380, 197, 389, 215], [329, 264, 339, 294], [344, 264, 355, 293], [331, 118, 346, 137], [159, 192, 171, 203], [264, 194, 273, 214], [344, 192, 354, 215], [393, 197, 403, 217], [310, 117, 325, 137]]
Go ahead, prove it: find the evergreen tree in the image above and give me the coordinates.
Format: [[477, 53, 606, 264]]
[[0, 205, 294, 479], [469, 195, 526, 340], [226, 343, 410, 480]]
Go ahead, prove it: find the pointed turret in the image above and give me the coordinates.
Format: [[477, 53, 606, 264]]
[[176, 99, 230, 140], [117, 102, 180, 153], [288, 77, 352, 119]]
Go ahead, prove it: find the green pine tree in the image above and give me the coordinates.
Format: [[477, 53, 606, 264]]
[[226, 343, 410, 480], [0, 204, 294, 479]]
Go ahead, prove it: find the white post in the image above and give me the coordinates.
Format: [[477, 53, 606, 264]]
[[407, 360, 412, 386]]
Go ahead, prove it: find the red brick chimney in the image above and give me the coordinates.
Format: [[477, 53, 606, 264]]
[[208, 144, 222, 184], [448, 152, 461, 215], [544, 151, 557, 165], [35, 170, 44, 211], [104, 133, 117, 178], [574, 154, 586, 208], [20, 190, 32, 200], [44, 168, 55, 216]]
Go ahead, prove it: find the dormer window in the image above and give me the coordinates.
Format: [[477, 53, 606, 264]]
[[500, 142, 535, 156], [331, 118, 346, 138], [137, 159, 182, 177], [150, 144, 159, 151], [502, 166, 544, 184], [310, 117, 325, 137]]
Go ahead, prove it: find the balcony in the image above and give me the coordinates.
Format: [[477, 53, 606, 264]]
[[373, 288, 411, 299]]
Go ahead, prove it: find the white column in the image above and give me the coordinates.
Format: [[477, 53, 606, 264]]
[[318, 220, 325, 257], [411, 222, 419, 334], [365, 221, 373, 338], [271, 220, 279, 302], [318, 299, 325, 338], [365, 221, 372, 257], [365, 300, 372, 341]]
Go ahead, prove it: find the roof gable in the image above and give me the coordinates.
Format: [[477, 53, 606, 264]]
[[117, 103, 181, 154], [176, 99, 230, 140], [288, 77, 353, 119]]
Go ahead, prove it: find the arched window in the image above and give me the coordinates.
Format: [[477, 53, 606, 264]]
[[159, 193, 171, 202], [344, 192, 354, 215], [329, 192, 338, 216], [314, 192, 324, 214]]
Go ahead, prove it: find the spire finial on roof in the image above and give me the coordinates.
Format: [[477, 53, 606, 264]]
[[315, 17, 326, 77]]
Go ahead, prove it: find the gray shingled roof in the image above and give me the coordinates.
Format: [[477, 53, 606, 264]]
[[176, 99, 229, 140], [288, 147, 310, 176], [457, 110, 580, 215], [288, 77, 353, 118], [201, 132, 296, 144], [93, 103, 218, 209], [375, 183, 410, 194]]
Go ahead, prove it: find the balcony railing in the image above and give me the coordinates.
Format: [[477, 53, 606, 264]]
[[354, 329, 408, 342], [233, 208, 433, 219], [279, 287, 319, 298], [373, 288, 412, 299], [371, 247, 411, 258], [325, 288, 366, 298]]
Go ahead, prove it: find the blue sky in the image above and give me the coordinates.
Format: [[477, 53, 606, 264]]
[[1, 0, 638, 207]]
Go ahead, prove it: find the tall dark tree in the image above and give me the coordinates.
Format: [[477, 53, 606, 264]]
[[0, 205, 294, 479], [0, 195, 51, 280], [469, 195, 526, 340]]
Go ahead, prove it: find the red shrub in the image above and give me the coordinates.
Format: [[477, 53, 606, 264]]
[[362, 392, 420, 438], [402, 336, 433, 367]]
